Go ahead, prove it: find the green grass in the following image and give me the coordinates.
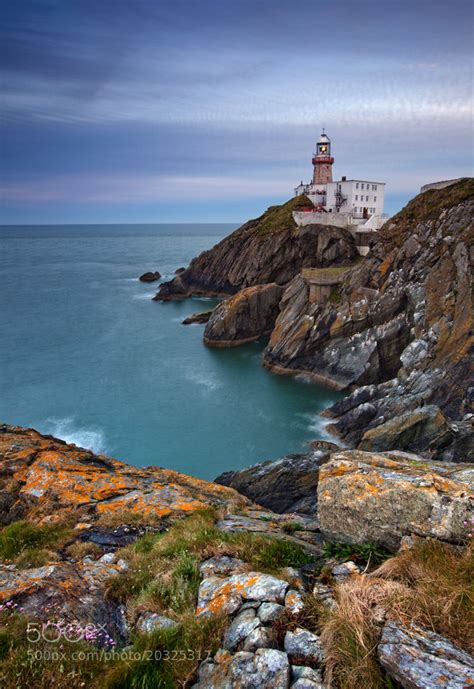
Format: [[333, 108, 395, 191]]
[[0, 520, 71, 567], [322, 541, 391, 569], [256, 195, 312, 235]]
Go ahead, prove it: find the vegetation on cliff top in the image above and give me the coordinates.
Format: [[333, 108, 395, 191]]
[[380, 177, 474, 246], [256, 194, 312, 235]]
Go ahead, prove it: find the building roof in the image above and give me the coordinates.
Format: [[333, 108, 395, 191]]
[[318, 132, 330, 143]]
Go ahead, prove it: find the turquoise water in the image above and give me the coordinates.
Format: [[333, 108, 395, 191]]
[[0, 224, 340, 480]]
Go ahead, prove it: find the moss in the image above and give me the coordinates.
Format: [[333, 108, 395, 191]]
[[256, 195, 312, 235]]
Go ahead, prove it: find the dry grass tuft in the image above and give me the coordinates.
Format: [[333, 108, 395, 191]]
[[372, 538, 474, 652], [319, 538, 473, 689]]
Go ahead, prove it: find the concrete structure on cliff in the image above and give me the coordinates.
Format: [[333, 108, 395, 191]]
[[293, 131, 388, 253]]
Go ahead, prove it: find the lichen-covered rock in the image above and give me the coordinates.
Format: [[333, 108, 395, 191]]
[[285, 589, 305, 615], [291, 665, 324, 689], [257, 601, 285, 623], [317, 450, 474, 549], [0, 560, 129, 642], [0, 424, 248, 525], [194, 648, 291, 689], [215, 450, 329, 515], [223, 608, 261, 651], [284, 627, 324, 666], [204, 283, 284, 347], [199, 555, 250, 578], [197, 572, 289, 617], [242, 626, 278, 652], [378, 621, 474, 689]]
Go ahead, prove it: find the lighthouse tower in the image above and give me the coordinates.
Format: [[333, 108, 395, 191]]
[[312, 130, 334, 185]]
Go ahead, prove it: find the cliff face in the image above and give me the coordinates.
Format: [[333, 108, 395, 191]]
[[154, 195, 358, 300], [263, 180, 474, 459]]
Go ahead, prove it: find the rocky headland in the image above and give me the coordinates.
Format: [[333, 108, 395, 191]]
[[158, 179, 474, 464]]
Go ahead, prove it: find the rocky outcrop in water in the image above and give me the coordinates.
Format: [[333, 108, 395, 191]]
[[139, 271, 161, 282], [204, 283, 283, 347], [153, 196, 358, 301]]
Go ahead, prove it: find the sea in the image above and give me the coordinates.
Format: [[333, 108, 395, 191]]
[[0, 224, 341, 480]]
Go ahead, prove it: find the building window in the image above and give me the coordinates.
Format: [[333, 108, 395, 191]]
[[361, 183, 364, 189], [356, 183, 359, 189], [366, 195, 369, 201], [355, 195, 358, 200], [374, 196, 377, 202]]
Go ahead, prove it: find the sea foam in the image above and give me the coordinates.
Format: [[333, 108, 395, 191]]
[[42, 417, 108, 454]]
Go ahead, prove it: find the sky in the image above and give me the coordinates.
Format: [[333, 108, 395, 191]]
[[1, 0, 473, 224]]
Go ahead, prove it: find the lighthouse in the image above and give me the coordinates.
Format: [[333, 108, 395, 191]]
[[312, 130, 334, 185]]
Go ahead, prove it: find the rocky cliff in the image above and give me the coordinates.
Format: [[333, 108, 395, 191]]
[[263, 179, 474, 460], [154, 195, 358, 301]]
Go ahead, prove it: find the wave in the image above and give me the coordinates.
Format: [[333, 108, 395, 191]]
[[183, 369, 222, 392], [297, 412, 341, 444], [42, 417, 108, 454], [132, 292, 156, 300]]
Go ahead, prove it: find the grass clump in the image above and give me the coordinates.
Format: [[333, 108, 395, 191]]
[[104, 614, 227, 689], [322, 541, 391, 569], [0, 520, 71, 567], [106, 508, 314, 614], [318, 539, 473, 689], [257, 195, 312, 235]]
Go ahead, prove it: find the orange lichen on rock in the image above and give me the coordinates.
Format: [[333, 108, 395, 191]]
[[0, 424, 249, 526], [318, 450, 474, 550]]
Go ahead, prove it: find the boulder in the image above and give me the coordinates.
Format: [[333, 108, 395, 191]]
[[284, 627, 324, 666], [139, 271, 161, 282], [204, 283, 283, 347], [317, 450, 474, 549], [223, 608, 261, 651], [197, 572, 289, 617], [378, 621, 474, 689], [215, 450, 328, 515]]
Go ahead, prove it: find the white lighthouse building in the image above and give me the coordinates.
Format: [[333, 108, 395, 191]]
[[293, 132, 387, 251]]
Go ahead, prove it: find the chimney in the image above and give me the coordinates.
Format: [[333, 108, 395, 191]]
[[341, 176, 347, 181]]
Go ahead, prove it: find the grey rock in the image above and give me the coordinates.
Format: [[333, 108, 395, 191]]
[[378, 621, 474, 689], [284, 627, 324, 666], [258, 602, 285, 623], [291, 665, 323, 684], [331, 561, 360, 583], [223, 609, 261, 651], [136, 613, 177, 635], [242, 626, 278, 652], [199, 555, 249, 578], [194, 648, 291, 688], [215, 450, 327, 515]]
